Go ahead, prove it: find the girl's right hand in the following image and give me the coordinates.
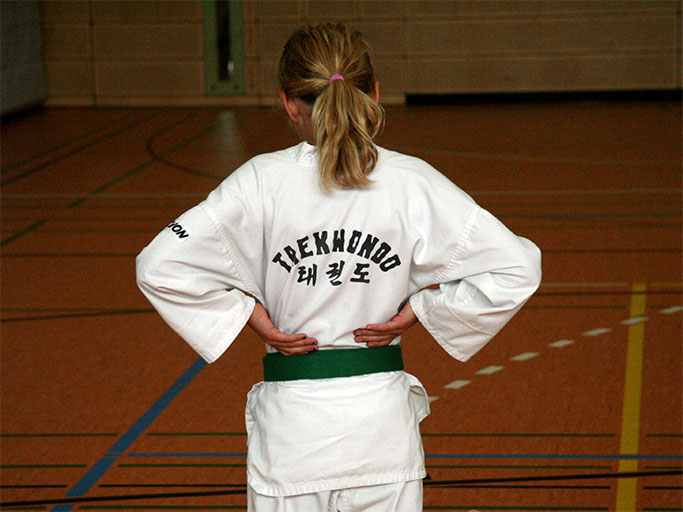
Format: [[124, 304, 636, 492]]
[[353, 300, 418, 347], [247, 302, 318, 356]]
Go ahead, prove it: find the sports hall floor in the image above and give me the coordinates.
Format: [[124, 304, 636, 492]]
[[1, 98, 681, 511]]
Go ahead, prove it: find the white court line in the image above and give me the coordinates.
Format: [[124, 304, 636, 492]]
[[444, 380, 471, 390], [660, 305, 683, 314], [428, 396, 439, 403], [621, 316, 649, 325], [476, 366, 505, 375], [549, 340, 575, 348], [583, 328, 612, 337], [510, 352, 539, 362]]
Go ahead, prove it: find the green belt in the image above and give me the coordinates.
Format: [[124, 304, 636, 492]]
[[263, 345, 404, 381]]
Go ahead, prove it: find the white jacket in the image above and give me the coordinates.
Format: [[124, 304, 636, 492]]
[[136, 142, 541, 495]]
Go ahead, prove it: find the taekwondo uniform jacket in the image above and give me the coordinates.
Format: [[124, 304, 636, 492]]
[[136, 142, 542, 496]]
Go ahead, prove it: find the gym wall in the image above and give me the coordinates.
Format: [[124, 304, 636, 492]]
[[1, 1, 47, 114], [40, 0, 681, 107]]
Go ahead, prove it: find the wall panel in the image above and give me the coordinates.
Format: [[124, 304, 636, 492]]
[[40, 0, 681, 106], [41, 1, 89, 23], [406, 54, 678, 93], [94, 25, 203, 59], [43, 61, 93, 99], [404, 17, 676, 55], [92, 1, 201, 23], [2, 0, 46, 113], [96, 62, 203, 97], [354, 22, 404, 56], [404, 1, 676, 19], [42, 24, 90, 60]]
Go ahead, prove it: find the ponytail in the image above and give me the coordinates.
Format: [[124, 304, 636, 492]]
[[278, 23, 385, 191]]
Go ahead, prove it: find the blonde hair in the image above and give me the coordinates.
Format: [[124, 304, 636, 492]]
[[278, 23, 384, 191]]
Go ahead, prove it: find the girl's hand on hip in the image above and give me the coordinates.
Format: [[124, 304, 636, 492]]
[[247, 302, 318, 356], [354, 301, 418, 347]]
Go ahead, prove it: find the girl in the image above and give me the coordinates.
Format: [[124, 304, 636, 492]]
[[136, 23, 541, 512]]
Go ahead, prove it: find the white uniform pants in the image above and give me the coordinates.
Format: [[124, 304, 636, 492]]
[[247, 480, 423, 512]]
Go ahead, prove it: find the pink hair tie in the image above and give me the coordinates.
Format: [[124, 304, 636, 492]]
[[329, 74, 345, 84]]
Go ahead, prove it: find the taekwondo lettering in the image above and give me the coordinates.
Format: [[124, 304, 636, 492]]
[[166, 221, 190, 239], [272, 229, 401, 287]]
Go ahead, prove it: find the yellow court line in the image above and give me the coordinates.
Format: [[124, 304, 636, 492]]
[[615, 283, 647, 511]]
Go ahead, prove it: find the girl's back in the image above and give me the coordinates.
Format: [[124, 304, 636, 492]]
[[136, 22, 541, 510]]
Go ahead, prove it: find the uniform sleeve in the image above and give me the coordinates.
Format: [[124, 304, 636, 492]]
[[408, 179, 541, 363], [136, 197, 259, 364]]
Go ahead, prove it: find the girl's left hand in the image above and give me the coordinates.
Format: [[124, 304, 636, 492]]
[[353, 301, 418, 347], [248, 302, 318, 356]]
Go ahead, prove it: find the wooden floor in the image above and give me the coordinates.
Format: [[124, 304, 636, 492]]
[[1, 100, 681, 511]]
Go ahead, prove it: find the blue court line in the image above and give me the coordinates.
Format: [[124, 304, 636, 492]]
[[51, 357, 206, 512]]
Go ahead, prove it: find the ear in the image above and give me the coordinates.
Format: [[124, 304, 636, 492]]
[[373, 81, 380, 102], [279, 90, 301, 123]]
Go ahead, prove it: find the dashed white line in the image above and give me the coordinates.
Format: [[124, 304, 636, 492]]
[[549, 339, 575, 348], [583, 327, 612, 337], [510, 352, 539, 361], [444, 380, 471, 390], [443, 298, 680, 395], [621, 316, 649, 325], [476, 365, 505, 375]]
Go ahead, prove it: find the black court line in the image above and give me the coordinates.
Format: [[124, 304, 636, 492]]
[[0, 112, 231, 248], [0, 229, 159, 234], [472, 188, 681, 197], [1, 114, 157, 187], [421, 470, 683, 487], [1, 112, 135, 174], [542, 249, 682, 253], [510, 223, 683, 228], [426, 484, 611, 490], [422, 433, 615, 438], [1, 485, 67, 489], [100, 482, 610, 491], [1, 216, 175, 222], [0, 309, 154, 323], [1, 193, 206, 199], [0, 433, 117, 438], [1, 470, 680, 508], [391, 144, 680, 168], [2, 219, 678, 228], [66, 112, 200, 209], [145, 133, 222, 182], [2, 249, 682, 258], [1, 253, 138, 258], [66, 112, 236, 210], [426, 465, 612, 470], [99, 484, 246, 488], [2, 196, 671, 207], [4, 223, 680, 232], [535, 290, 681, 297], [2, 204, 192, 210], [497, 211, 682, 218], [481, 197, 683, 205], [0, 220, 48, 248]]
